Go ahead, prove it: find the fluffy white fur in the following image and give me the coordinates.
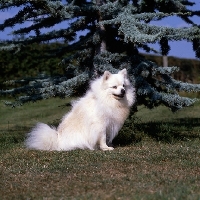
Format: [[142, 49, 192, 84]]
[[25, 69, 135, 151]]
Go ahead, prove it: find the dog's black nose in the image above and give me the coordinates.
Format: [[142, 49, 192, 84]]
[[121, 88, 125, 95]]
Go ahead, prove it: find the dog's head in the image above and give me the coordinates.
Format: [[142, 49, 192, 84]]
[[103, 69, 129, 100]]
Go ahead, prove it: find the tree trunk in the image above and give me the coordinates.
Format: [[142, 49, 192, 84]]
[[163, 55, 168, 67], [95, 0, 106, 54]]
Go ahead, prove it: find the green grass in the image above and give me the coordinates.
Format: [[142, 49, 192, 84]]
[[0, 98, 200, 200]]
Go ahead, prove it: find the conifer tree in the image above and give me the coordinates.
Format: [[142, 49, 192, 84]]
[[0, 0, 200, 111]]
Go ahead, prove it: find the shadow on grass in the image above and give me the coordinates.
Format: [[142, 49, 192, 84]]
[[0, 126, 28, 150], [113, 117, 200, 146], [1, 117, 200, 149]]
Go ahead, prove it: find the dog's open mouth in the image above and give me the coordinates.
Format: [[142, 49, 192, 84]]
[[113, 94, 124, 98]]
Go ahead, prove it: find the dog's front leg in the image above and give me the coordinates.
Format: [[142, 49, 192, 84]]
[[99, 133, 114, 151]]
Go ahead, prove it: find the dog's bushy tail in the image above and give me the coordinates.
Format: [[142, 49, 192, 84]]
[[25, 123, 58, 151]]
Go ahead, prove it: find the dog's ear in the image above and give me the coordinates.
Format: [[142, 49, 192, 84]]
[[118, 68, 127, 77], [103, 71, 111, 81]]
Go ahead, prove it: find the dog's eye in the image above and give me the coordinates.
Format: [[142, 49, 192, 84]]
[[123, 84, 125, 87], [112, 86, 117, 89]]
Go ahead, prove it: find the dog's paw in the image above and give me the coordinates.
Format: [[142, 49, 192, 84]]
[[102, 146, 114, 151]]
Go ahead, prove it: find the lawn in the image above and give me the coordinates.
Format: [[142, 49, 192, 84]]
[[0, 98, 200, 200]]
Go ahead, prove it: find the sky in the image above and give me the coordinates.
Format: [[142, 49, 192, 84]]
[[0, 2, 200, 59]]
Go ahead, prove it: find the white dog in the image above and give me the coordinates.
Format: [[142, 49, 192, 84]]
[[25, 69, 135, 151]]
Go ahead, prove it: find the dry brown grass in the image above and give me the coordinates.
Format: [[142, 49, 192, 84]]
[[1, 140, 200, 199]]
